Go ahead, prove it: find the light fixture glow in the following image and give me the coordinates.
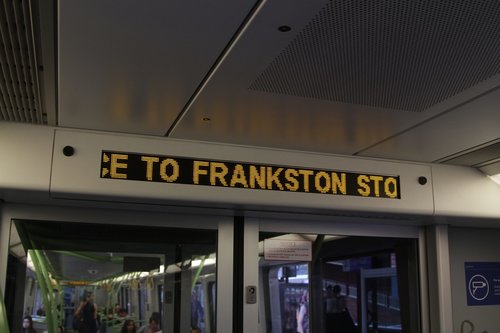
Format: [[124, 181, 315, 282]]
[[26, 252, 35, 272], [488, 173, 500, 185], [192, 258, 216, 267]]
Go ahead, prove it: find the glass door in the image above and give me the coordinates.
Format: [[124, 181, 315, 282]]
[[254, 225, 420, 333], [361, 268, 401, 333], [6, 216, 227, 333]]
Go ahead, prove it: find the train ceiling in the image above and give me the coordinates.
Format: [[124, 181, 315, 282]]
[[1, 0, 499, 172]]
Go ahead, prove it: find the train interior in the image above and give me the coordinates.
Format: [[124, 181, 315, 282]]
[[6, 220, 217, 333], [6, 219, 419, 333], [0, 1, 500, 332]]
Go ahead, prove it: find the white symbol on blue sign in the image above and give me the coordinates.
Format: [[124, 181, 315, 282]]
[[468, 274, 489, 301]]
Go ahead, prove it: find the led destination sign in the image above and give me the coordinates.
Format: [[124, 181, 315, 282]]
[[100, 151, 400, 199]]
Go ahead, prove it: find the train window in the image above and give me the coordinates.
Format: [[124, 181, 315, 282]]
[[7, 219, 218, 333], [258, 233, 420, 333]]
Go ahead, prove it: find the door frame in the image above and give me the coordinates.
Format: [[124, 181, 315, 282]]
[[0, 202, 235, 333], [243, 215, 429, 333], [360, 267, 398, 333]]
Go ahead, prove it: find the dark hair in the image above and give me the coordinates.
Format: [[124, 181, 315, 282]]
[[151, 311, 161, 322], [333, 285, 341, 294], [23, 316, 36, 333], [81, 290, 93, 301], [120, 319, 136, 333]]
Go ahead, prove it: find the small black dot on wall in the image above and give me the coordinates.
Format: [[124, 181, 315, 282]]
[[418, 176, 427, 185], [63, 146, 75, 157]]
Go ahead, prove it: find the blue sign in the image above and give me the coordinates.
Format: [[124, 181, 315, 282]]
[[465, 262, 500, 306]]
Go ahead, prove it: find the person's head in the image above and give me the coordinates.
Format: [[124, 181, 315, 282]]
[[151, 312, 161, 324], [121, 319, 136, 333], [333, 284, 341, 295], [83, 290, 94, 303], [301, 291, 308, 303], [22, 316, 34, 329], [148, 317, 159, 331]]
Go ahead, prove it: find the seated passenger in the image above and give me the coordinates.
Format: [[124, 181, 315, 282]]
[[137, 317, 160, 333], [36, 305, 45, 317], [22, 315, 37, 333], [118, 308, 129, 317], [121, 319, 137, 333]]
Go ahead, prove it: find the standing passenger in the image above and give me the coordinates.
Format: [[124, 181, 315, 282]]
[[296, 291, 309, 333], [329, 284, 356, 333], [74, 291, 98, 333]]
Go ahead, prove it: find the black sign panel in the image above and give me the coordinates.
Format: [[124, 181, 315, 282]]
[[100, 151, 400, 199]]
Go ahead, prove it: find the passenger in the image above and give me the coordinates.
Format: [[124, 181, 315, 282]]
[[121, 319, 137, 333], [296, 291, 309, 333], [328, 284, 356, 333], [150, 312, 161, 325], [21, 315, 37, 333], [74, 290, 98, 333], [324, 285, 337, 331], [118, 308, 129, 317], [191, 290, 204, 329], [137, 316, 160, 333], [36, 305, 45, 317], [56, 304, 65, 333], [283, 303, 296, 333]]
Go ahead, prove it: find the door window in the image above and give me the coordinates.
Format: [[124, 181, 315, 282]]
[[258, 233, 418, 333], [8, 219, 218, 333]]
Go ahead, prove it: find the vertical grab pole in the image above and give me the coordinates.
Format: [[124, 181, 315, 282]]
[[0, 287, 10, 333]]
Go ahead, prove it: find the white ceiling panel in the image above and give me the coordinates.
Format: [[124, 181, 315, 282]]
[[359, 84, 500, 163], [58, 0, 257, 135], [171, 0, 500, 157], [2, 0, 497, 171]]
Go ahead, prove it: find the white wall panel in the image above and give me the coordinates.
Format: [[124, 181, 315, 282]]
[[0, 122, 54, 201], [432, 164, 500, 219], [50, 129, 434, 217], [449, 227, 500, 333]]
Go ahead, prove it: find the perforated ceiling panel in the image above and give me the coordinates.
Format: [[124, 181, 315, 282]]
[[0, 0, 44, 123], [249, 0, 500, 112]]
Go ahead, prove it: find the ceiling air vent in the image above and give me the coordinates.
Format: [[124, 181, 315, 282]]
[[0, 0, 45, 123], [249, 0, 500, 112]]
